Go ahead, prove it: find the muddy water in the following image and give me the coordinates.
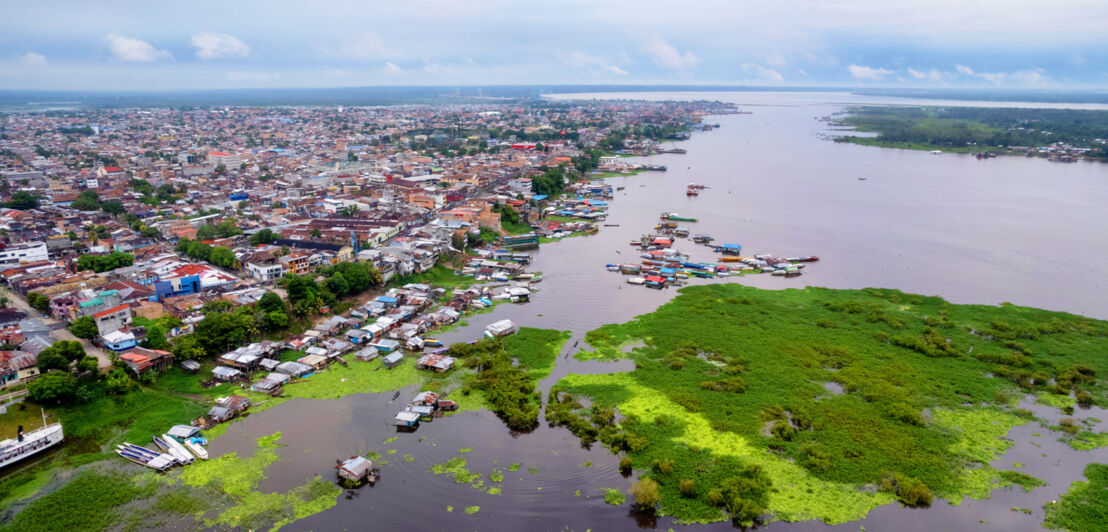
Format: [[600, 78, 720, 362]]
[[220, 92, 1108, 531]]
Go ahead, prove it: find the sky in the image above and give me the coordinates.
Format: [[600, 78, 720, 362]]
[[2, 0, 1107, 91]]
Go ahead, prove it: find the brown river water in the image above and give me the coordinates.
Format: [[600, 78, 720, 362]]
[[212, 92, 1108, 531]]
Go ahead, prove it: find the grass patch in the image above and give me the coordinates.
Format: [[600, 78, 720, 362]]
[[1067, 432, 1108, 451], [281, 356, 422, 400], [388, 264, 478, 291], [503, 327, 571, 380], [0, 471, 157, 532]]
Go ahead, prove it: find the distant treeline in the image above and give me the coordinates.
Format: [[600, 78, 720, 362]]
[[842, 106, 1108, 156]]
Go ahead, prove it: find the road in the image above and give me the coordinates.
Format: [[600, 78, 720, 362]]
[[1, 287, 114, 370]]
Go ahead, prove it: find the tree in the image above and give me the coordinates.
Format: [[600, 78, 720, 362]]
[[26, 292, 50, 314], [4, 191, 39, 210], [36, 349, 70, 372], [257, 292, 285, 314], [101, 200, 125, 215], [531, 165, 567, 197], [105, 367, 135, 395], [209, 246, 239, 269], [215, 164, 227, 174], [70, 316, 98, 339], [50, 340, 86, 363], [27, 371, 78, 404], [140, 226, 159, 238], [249, 228, 278, 246], [324, 272, 350, 296], [629, 478, 661, 510], [72, 190, 101, 211], [309, 229, 322, 238], [170, 334, 207, 361], [77, 251, 134, 273], [76, 355, 99, 377], [141, 325, 168, 349], [265, 310, 289, 329]]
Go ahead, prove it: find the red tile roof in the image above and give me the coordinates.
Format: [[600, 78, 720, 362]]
[[92, 304, 129, 318]]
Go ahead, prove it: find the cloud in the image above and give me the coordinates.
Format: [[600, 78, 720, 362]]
[[557, 50, 629, 76], [848, 64, 892, 80], [423, 62, 451, 74], [19, 52, 47, 66], [105, 34, 171, 62], [191, 32, 251, 60], [340, 30, 387, 59], [642, 36, 696, 69], [953, 64, 1052, 86], [227, 71, 279, 82], [907, 67, 945, 82], [383, 62, 404, 75], [739, 63, 784, 83], [322, 67, 354, 77]]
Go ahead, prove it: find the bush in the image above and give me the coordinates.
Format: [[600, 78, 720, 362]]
[[619, 457, 633, 475], [706, 488, 725, 506], [629, 478, 660, 510], [27, 371, 79, 404], [678, 479, 696, 498], [897, 477, 933, 507], [651, 457, 675, 474]]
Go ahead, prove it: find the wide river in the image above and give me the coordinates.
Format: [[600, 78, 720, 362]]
[[216, 91, 1108, 531]]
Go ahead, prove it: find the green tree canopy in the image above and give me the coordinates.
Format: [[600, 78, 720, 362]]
[[70, 316, 98, 339]]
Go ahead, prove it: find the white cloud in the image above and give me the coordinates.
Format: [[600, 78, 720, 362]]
[[907, 67, 945, 82], [642, 36, 697, 69], [341, 30, 387, 59], [227, 71, 279, 82], [322, 67, 354, 77], [955, 64, 976, 76], [953, 65, 1052, 86], [557, 50, 629, 76], [19, 52, 47, 66], [191, 32, 251, 60], [383, 62, 404, 75], [105, 34, 171, 62], [739, 63, 784, 83], [848, 64, 892, 80]]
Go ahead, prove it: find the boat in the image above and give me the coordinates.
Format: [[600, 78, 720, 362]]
[[184, 439, 208, 460], [606, 264, 620, 272], [154, 435, 193, 465], [692, 234, 714, 244], [629, 241, 642, 247], [116, 442, 176, 470], [627, 276, 645, 285], [0, 410, 64, 469], [686, 187, 699, 196], [423, 339, 443, 348], [772, 270, 787, 276], [660, 212, 697, 222]]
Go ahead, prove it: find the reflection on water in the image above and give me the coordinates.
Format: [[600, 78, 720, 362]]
[[227, 92, 1108, 530]]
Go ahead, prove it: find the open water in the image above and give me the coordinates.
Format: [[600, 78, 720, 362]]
[[216, 91, 1108, 531]]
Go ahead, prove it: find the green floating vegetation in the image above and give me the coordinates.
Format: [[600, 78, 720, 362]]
[[281, 356, 421, 400], [551, 284, 1108, 525], [1067, 432, 1108, 451], [403, 454, 415, 463], [446, 505, 453, 512], [383, 436, 399, 445], [429, 457, 482, 486], [458, 447, 474, 453], [528, 467, 539, 475], [464, 505, 481, 515], [179, 432, 341, 531], [998, 470, 1046, 492], [506, 463, 522, 472], [489, 469, 504, 483], [1044, 463, 1108, 532], [0, 472, 157, 532], [502, 327, 571, 380], [604, 488, 627, 505]]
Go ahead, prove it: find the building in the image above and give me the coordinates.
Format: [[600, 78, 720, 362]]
[[278, 251, 311, 276], [92, 304, 132, 336], [101, 329, 137, 352], [119, 347, 174, 375], [208, 151, 242, 168], [0, 242, 48, 266]]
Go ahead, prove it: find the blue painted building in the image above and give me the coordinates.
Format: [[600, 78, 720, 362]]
[[154, 274, 201, 301]]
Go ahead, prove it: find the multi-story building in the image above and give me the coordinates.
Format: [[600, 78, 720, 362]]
[[0, 242, 48, 266]]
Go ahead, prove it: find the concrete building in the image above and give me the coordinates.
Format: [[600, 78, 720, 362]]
[[0, 242, 48, 266]]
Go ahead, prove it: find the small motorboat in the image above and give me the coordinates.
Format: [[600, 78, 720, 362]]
[[185, 439, 208, 460]]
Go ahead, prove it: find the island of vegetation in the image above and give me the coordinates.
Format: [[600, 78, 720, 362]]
[[835, 106, 1108, 158], [546, 284, 1107, 526]]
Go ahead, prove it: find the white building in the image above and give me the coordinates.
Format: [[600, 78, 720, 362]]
[[208, 151, 243, 168], [0, 242, 48, 265]]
